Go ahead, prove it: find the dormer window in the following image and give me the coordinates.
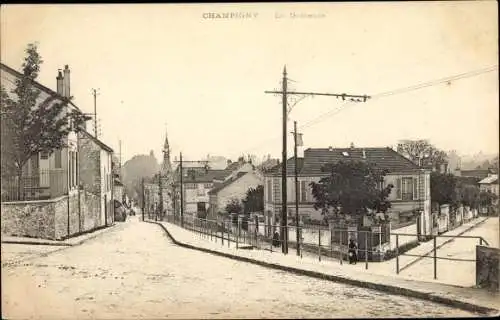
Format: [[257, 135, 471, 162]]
[[342, 151, 349, 157]]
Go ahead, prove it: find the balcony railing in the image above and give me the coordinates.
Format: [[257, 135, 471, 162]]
[[1, 169, 68, 202]]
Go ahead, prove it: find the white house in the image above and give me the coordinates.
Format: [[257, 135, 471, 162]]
[[479, 174, 499, 196], [263, 147, 432, 236], [208, 171, 263, 219]]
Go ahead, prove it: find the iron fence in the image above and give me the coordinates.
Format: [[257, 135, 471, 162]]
[[154, 214, 490, 284], [1, 169, 68, 202]]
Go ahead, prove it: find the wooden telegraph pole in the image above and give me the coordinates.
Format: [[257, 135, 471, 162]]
[[292, 121, 302, 256], [265, 66, 370, 254]]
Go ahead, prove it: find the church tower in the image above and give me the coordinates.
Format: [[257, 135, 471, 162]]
[[161, 124, 172, 176], [160, 124, 173, 217]]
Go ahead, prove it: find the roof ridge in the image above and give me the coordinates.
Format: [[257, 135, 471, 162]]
[[1, 62, 81, 112]]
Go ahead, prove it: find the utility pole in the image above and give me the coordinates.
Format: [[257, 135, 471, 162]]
[[141, 177, 145, 221], [158, 169, 163, 221], [91, 88, 100, 137], [179, 152, 184, 227], [292, 121, 301, 256], [119, 139, 122, 178], [265, 66, 370, 254], [281, 67, 288, 254]]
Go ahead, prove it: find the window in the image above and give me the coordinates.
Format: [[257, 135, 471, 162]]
[[204, 183, 212, 189], [72, 152, 76, 188], [267, 179, 272, 202], [30, 155, 39, 173], [40, 151, 49, 160], [75, 153, 79, 187], [401, 177, 414, 200], [54, 149, 62, 168], [300, 181, 307, 202], [69, 151, 73, 188], [197, 184, 204, 196]]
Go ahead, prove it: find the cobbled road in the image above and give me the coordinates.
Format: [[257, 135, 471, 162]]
[[2, 216, 476, 319]]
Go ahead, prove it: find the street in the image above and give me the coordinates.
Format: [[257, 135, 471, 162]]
[[2, 217, 476, 319]]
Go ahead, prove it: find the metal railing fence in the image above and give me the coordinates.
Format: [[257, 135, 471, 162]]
[[153, 214, 490, 284]]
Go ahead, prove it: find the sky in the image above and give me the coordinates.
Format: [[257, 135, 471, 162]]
[[1, 2, 498, 164]]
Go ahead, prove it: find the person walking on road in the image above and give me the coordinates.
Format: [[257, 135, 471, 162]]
[[348, 238, 358, 264]]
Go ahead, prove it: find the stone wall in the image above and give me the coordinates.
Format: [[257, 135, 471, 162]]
[[2, 189, 105, 240], [80, 190, 101, 231], [1, 197, 60, 239], [78, 132, 101, 195], [476, 245, 499, 291]]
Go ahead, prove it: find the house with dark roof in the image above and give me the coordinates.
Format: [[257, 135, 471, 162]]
[[456, 169, 492, 180], [207, 171, 263, 219], [170, 166, 233, 218], [263, 147, 432, 235], [479, 174, 499, 196], [1, 62, 115, 240]]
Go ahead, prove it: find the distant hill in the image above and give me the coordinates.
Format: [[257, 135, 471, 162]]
[[122, 150, 160, 201]]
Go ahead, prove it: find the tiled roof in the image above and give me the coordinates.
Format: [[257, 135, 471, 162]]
[[225, 162, 241, 171], [479, 174, 498, 184], [300, 147, 419, 175], [460, 170, 491, 179], [208, 172, 248, 195], [1, 62, 81, 112], [266, 147, 420, 176], [174, 169, 232, 183], [80, 130, 114, 153], [268, 158, 304, 176]]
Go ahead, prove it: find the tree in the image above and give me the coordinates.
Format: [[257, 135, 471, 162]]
[[225, 198, 242, 214], [479, 191, 497, 209], [243, 185, 264, 214], [309, 161, 394, 222], [225, 198, 242, 225], [1, 43, 89, 198], [430, 172, 458, 211], [397, 140, 448, 170], [456, 184, 480, 209]]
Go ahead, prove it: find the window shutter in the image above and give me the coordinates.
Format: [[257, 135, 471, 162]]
[[413, 177, 418, 200], [301, 180, 307, 202], [396, 177, 402, 200]]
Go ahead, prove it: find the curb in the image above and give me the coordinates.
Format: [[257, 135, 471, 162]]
[[400, 217, 488, 272], [1, 224, 119, 247], [146, 220, 499, 317]]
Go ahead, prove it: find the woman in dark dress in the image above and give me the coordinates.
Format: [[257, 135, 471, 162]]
[[348, 239, 358, 264]]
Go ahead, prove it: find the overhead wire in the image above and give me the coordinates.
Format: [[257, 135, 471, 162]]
[[241, 65, 498, 154]]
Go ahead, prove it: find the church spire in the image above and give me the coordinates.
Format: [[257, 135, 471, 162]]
[[161, 123, 172, 175]]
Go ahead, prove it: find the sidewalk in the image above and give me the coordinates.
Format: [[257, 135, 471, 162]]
[[147, 219, 500, 316], [1, 223, 119, 247]]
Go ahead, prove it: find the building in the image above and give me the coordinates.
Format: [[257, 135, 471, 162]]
[[455, 169, 492, 180], [174, 168, 225, 219], [78, 130, 114, 227], [263, 147, 433, 236], [1, 62, 115, 240], [207, 171, 263, 219], [479, 174, 499, 196], [169, 157, 254, 219]]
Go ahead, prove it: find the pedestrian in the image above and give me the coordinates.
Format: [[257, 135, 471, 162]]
[[348, 238, 358, 264], [273, 231, 280, 247]]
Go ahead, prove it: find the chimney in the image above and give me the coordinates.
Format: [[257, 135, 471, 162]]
[[63, 65, 70, 98], [56, 70, 64, 95], [328, 146, 333, 152]]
